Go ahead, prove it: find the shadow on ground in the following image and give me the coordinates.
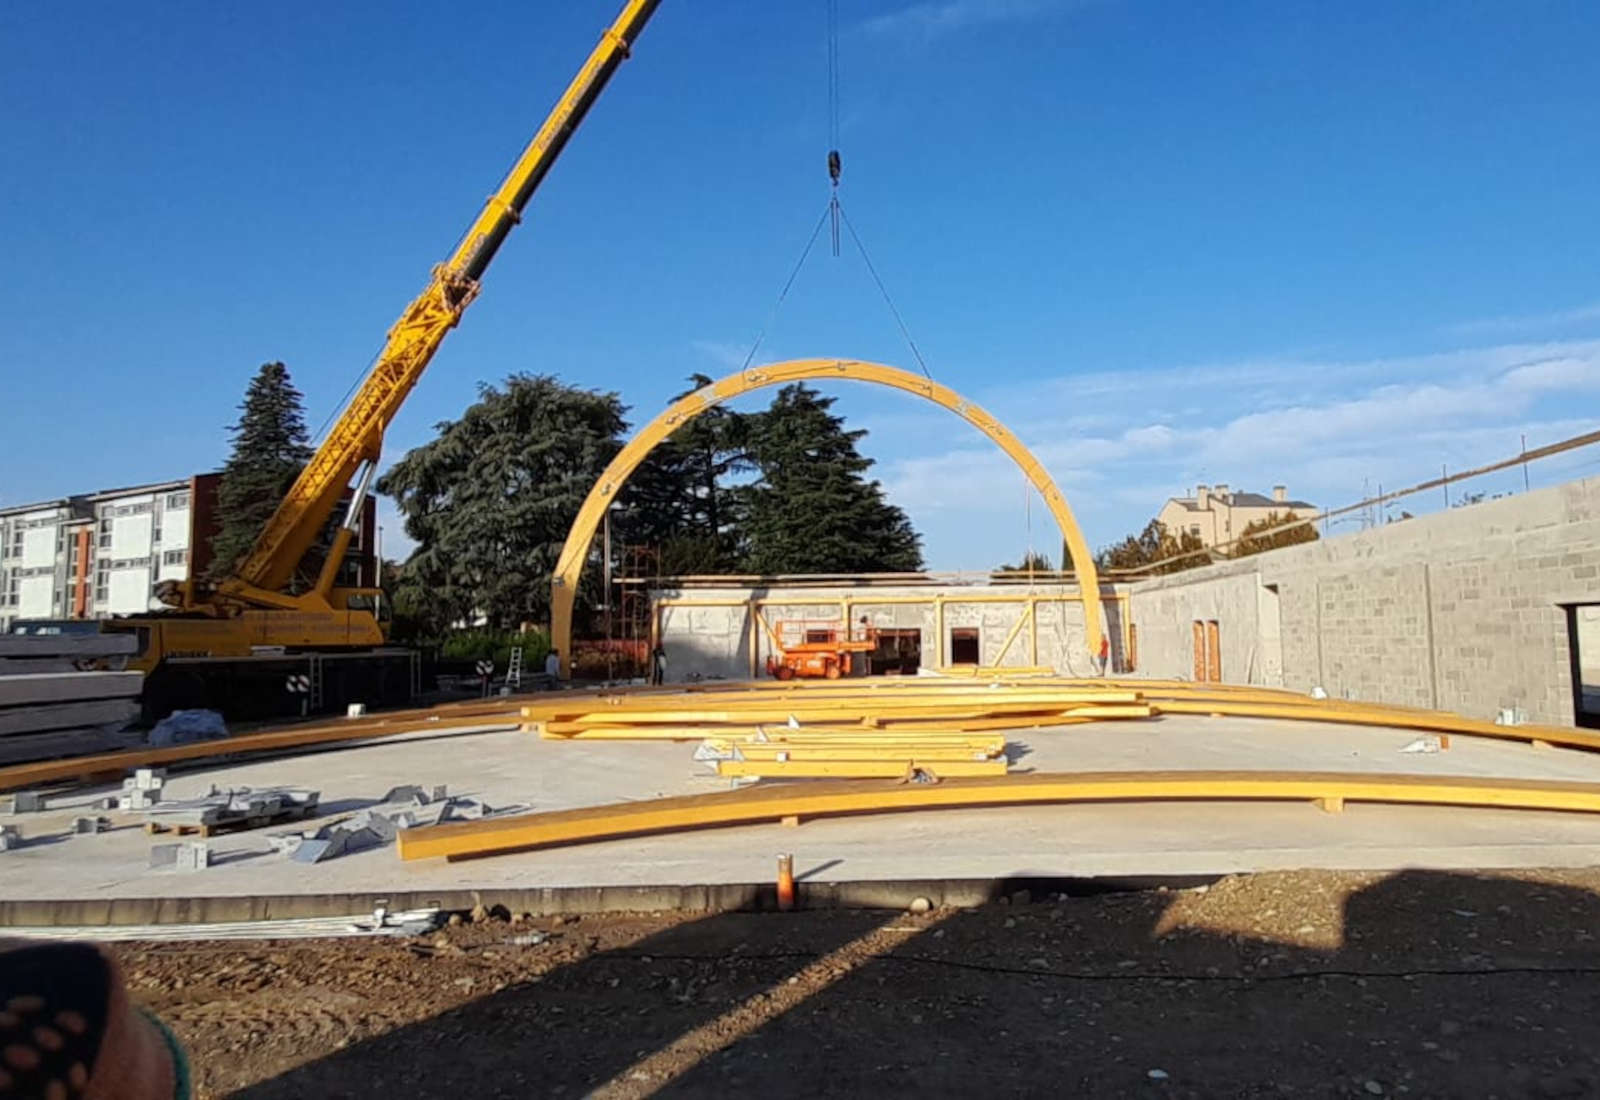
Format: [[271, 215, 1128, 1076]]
[[230, 870, 1600, 1098]]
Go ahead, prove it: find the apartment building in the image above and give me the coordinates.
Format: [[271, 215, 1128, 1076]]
[[0, 474, 376, 630], [1155, 483, 1317, 550]]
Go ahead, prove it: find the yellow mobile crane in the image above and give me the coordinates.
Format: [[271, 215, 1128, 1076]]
[[108, 0, 662, 716]]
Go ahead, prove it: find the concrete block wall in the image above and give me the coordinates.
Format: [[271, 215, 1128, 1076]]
[[1129, 475, 1600, 725], [651, 584, 1114, 681]]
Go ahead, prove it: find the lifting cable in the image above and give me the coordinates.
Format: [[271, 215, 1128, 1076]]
[[739, 0, 935, 381], [827, 0, 843, 256]]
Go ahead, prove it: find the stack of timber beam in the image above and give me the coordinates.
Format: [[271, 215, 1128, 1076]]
[[694, 728, 1012, 779], [0, 634, 142, 764], [522, 675, 1600, 756], [521, 683, 1155, 743]]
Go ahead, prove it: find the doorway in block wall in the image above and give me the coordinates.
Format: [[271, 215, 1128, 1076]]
[[869, 628, 922, 676], [950, 627, 980, 666], [1192, 620, 1222, 683], [1563, 603, 1600, 729]]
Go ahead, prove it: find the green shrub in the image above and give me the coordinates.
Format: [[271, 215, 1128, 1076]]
[[440, 627, 550, 673]]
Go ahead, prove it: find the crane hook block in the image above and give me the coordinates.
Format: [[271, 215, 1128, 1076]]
[[827, 149, 842, 185]]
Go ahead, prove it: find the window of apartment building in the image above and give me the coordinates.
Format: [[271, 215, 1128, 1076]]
[[166, 491, 189, 511], [5, 576, 17, 608], [109, 557, 151, 570], [162, 549, 188, 567], [1189, 525, 1201, 538], [113, 502, 153, 517], [98, 517, 113, 548], [8, 527, 22, 558], [94, 568, 109, 605]]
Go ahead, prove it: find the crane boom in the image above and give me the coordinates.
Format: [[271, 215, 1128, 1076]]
[[218, 0, 662, 606]]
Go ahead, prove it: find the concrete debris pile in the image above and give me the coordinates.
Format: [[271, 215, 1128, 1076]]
[[0, 633, 142, 765], [141, 785, 320, 834], [268, 784, 521, 863]]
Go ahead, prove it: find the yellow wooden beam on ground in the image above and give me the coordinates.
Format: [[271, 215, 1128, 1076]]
[[0, 702, 522, 792], [703, 732, 1007, 749], [707, 744, 1004, 762], [712, 759, 1009, 779], [397, 769, 1600, 862], [1151, 700, 1600, 753]]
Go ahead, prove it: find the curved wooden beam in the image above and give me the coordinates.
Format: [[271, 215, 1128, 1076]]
[[550, 360, 1105, 675], [397, 769, 1600, 861]]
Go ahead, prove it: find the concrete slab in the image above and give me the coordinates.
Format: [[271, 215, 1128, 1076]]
[[0, 671, 142, 706], [7, 715, 1600, 909]]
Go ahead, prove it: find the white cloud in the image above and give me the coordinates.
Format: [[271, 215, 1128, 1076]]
[[1447, 302, 1600, 338], [876, 337, 1600, 568], [858, 0, 1068, 40]]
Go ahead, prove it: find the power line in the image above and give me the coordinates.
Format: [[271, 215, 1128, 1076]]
[[838, 203, 933, 379], [1126, 426, 1600, 575]]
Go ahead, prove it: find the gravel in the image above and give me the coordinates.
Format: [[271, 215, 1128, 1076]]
[[99, 867, 1600, 1098]]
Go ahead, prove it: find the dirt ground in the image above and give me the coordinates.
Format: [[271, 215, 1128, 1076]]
[[108, 867, 1600, 1098]]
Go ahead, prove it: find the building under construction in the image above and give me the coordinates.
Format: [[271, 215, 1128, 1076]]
[[651, 474, 1600, 729]]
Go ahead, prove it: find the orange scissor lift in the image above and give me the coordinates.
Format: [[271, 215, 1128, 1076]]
[[764, 618, 878, 680]]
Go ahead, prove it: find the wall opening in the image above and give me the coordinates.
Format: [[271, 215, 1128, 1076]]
[[1258, 583, 1283, 687], [1192, 619, 1222, 683], [1565, 603, 1600, 729], [950, 627, 980, 666], [869, 628, 921, 676]]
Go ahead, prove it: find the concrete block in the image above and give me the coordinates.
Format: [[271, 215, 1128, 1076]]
[[0, 699, 140, 738], [117, 789, 162, 811], [9, 791, 44, 814], [73, 816, 109, 835], [150, 841, 209, 872], [0, 671, 142, 708], [0, 825, 21, 850]]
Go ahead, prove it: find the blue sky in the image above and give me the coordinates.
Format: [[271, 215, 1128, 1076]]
[[3, 0, 1599, 568]]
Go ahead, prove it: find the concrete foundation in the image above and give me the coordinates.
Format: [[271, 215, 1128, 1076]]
[[9, 719, 1600, 921]]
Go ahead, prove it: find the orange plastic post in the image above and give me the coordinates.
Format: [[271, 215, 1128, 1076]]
[[776, 853, 796, 911]]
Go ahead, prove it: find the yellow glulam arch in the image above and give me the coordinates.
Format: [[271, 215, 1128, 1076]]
[[550, 359, 1105, 675]]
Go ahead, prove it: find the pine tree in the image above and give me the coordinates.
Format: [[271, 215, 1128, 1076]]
[[207, 362, 313, 582], [738, 384, 923, 574], [376, 374, 629, 631], [620, 374, 750, 573]]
